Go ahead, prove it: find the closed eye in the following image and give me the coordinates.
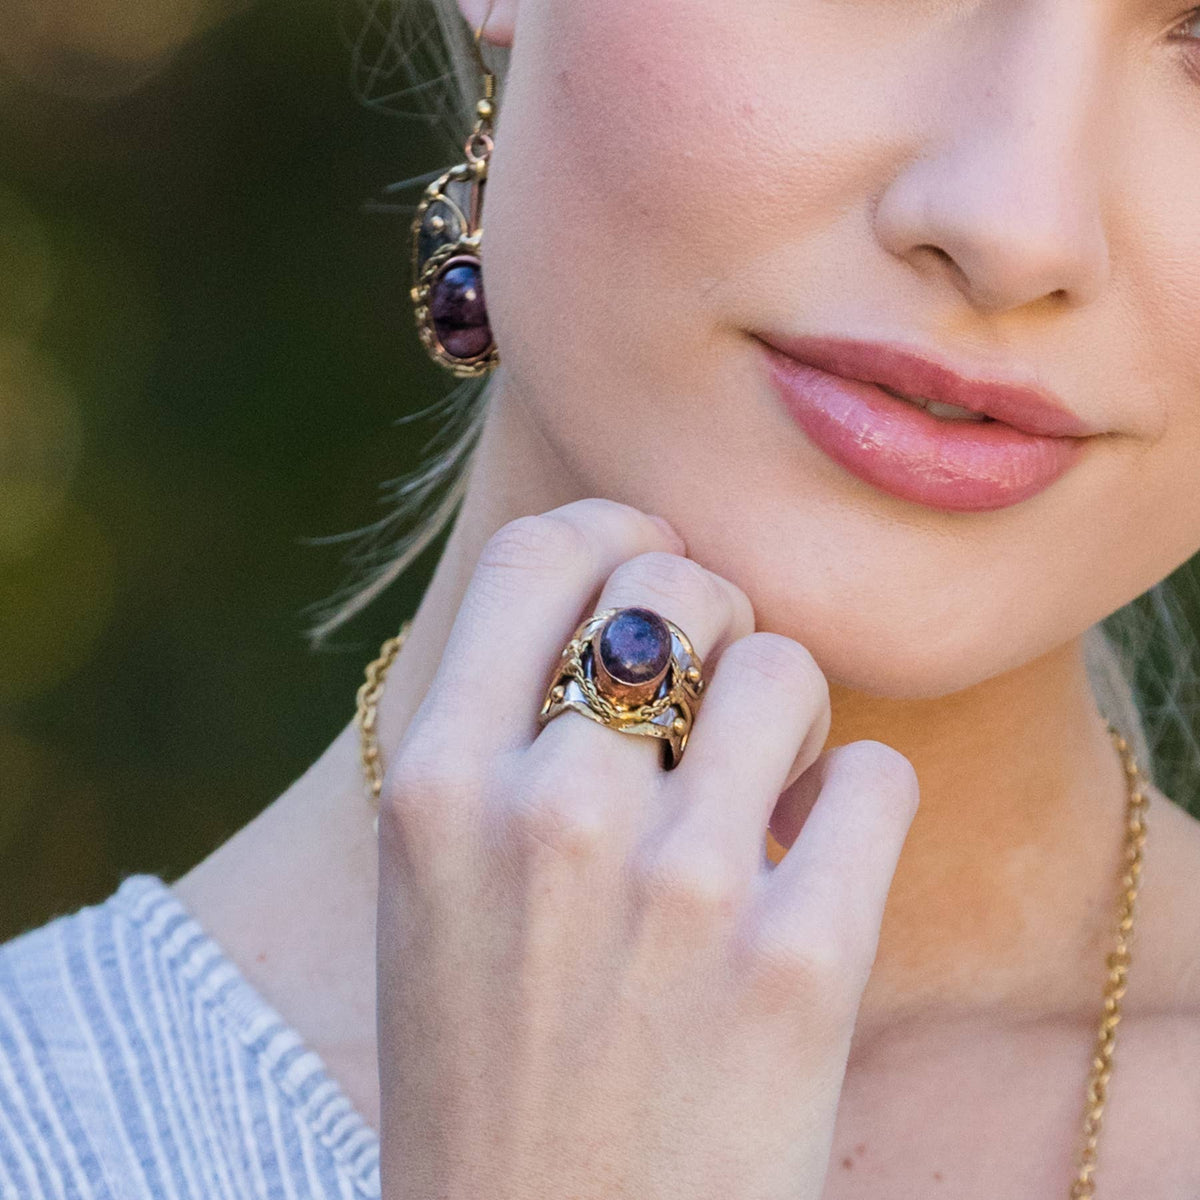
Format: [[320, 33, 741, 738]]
[[1170, 6, 1200, 40], [1167, 6, 1200, 84]]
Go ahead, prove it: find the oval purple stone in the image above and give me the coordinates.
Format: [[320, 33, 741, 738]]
[[430, 258, 492, 360], [597, 607, 672, 685]]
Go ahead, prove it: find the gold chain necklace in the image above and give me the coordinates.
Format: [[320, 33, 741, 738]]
[[356, 620, 1150, 1198]]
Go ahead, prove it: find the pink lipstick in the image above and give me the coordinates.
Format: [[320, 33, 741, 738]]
[[756, 333, 1098, 512]]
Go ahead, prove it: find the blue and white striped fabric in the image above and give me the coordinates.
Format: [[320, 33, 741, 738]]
[[0, 873, 381, 1198]]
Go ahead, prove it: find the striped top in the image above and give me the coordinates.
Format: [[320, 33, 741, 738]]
[[0, 873, 382, 1199]]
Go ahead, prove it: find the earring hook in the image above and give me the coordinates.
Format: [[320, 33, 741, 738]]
[[469, 0, 499, 100]]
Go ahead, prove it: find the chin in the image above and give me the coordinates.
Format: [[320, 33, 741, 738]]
[[814, 634, 1004, 702], [729, 564, 1060, 700]]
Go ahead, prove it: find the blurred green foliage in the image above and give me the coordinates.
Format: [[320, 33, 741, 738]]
[[0, 0, 451, 937]]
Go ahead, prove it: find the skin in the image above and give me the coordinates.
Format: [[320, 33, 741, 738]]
[[175, 0, 1200, 1193]]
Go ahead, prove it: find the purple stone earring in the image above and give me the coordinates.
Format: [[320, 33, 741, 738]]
[[409, 21, 499, 378]]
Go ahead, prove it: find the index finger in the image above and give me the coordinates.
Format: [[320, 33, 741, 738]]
[[406, 497, 687, 765]]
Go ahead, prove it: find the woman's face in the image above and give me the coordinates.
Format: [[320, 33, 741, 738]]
[[469, 0, 1200, 699]]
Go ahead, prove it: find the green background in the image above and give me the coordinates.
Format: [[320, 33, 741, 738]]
[[0, 0, 450, 939]]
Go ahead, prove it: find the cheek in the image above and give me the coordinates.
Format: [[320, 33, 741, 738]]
[[1109, 185, 1200, 576], [481, 0, 887, 392], [495, 0, 753, 255]]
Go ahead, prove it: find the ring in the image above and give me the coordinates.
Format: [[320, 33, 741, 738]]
[[537, 605, 706, 769]]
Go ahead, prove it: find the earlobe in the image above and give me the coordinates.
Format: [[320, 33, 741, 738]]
[[453, 0, 517, 48]]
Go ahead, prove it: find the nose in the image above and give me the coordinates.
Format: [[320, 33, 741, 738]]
[[872, 2, 1112, 314]]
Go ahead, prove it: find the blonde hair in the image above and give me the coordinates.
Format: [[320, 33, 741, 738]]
[[309, 0, 1200, 807], [304, 0, 510, 639]]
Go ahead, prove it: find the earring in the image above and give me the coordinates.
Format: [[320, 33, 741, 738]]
[[409, 20, 500, 377]]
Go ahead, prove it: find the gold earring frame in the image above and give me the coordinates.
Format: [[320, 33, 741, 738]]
[[409, 12, 501, 377]]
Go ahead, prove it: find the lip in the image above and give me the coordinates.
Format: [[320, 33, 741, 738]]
[[755, 333, 1098, 512]]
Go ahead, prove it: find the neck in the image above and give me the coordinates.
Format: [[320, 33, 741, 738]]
[[174, 369, 1137, 1125], [827, 643, 1130, 1044]]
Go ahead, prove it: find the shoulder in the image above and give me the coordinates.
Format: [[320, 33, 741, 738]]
[[0, 875, 382, 1199], [0, 875, 211, 1197]]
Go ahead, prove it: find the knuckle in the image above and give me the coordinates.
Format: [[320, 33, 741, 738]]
[[829, 740, 921, 821], [631, 837, 742, 921], [614, 551, 727, 614], [543, 498, 684, 553], [724, 632, 828, 696], [502, 786, 609, 864], [380, 739, 482, 826], [554, 496, 656, 529], [477, 513, 593, 579], [740, 924, 858, 1018]]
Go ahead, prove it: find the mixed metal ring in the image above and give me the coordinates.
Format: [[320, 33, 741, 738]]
[[537, 605, 706, 769]]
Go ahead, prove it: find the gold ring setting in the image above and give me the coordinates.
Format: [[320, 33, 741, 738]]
[[538, 606, 705, 769]]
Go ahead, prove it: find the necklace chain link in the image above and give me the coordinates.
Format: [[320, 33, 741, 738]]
[[355, 622, 412, 809], [355, 619, 1149, 1197]]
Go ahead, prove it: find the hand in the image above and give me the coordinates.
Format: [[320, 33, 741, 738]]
[[376, 497, 919, 1200]]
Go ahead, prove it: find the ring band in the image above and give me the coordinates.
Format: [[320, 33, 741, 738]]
[[537, 605, 706, 769]]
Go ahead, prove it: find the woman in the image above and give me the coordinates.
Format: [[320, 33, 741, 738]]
[[2, 0, 1200, 1196]]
